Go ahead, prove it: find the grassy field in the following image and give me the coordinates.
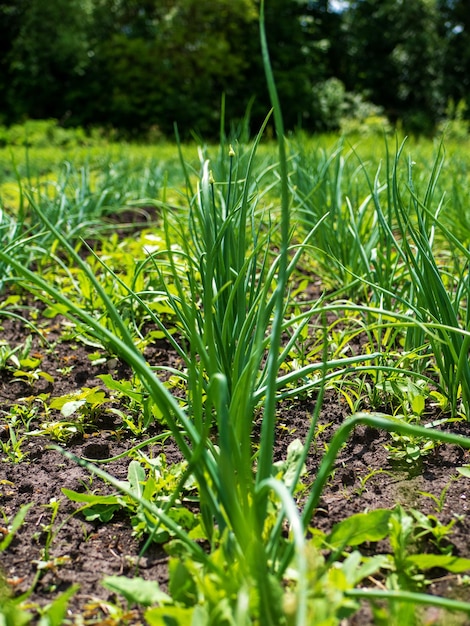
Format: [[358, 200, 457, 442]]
[[2, 125, 470, 625]]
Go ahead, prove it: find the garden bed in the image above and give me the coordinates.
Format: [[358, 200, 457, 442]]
[[2, 302, 470, 625], [3, 128, 470, 624]]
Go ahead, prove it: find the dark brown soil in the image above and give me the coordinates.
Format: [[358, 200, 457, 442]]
[[2, 299, 470, 625]]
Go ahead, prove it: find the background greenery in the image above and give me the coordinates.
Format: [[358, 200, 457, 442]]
[[1, 0, 469, 139]]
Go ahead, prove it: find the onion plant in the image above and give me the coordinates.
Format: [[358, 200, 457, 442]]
[[301, 133, 470, 419], [0, 175, 42, 292], [366, 140, 470, 417], [394, 147, 470, 418], [1, 151, 168, 272], [0, 204, 19, 292], [290, 139, 381, 297]]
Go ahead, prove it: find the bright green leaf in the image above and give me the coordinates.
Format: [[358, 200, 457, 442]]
[[19, 357, 41, 369], [327, 509, 392, 549], [61, 489, 121, 505], [39, 371, 55, 384], [102, 576, 171, 607], [127, 460, 146, 499], [145, 605, 196, 626], [407, 554, 470, 573], [411, 394, 425, 415], [457, 466, 470, 478], [61, 400, 86, 418], [80, 503, 121, 522], [98, 374, 142, 402]]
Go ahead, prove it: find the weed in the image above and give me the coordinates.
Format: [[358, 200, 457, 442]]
[[418, 476, 459, 514]]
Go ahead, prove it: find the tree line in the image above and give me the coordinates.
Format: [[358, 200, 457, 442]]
[[0, 0, 468, 138]]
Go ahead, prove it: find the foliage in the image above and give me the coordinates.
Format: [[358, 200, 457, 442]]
[[342, 0, 444, 134], [64, 457, 198, 542], [1, 0, 469, 137], [0, 501, 78, 625], [0, 119, 91, 149], [6, 0, 91, 121], [438, 0, 470, 112]]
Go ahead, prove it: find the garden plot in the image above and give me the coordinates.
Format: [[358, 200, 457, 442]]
[[2, 131, 470, 625]]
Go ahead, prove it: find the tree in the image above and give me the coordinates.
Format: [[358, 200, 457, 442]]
[[343, 0, 444, 133], [8, 0, 92, 120], [79, 0, 328, 136], [73, 0, 259, 136], [438, 0, 470, 111], [239, 0, 344, 133], [0, 0, 358, 136], [0, 1, 28, 123]]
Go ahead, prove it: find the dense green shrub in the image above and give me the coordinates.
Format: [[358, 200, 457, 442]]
[[0, 119, 92, 148]]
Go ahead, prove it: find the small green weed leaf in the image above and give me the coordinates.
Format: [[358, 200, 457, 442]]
[[410, 508, 436, 530], [327, 509, 392, 549], [43, 304, 69, 318], [127, 460, 145, 499], [61, 400, 86, 418], [62, 488, 122, 520], [50, 391, 83, 410], [457, 466, 470, 478], [0, 295, 20, 308], [62, 488, 121, 505], [327, 565, 350, 592], [145, 605, 197, 625], [352, 554, 391, 584], [411, 394, 425, 416], [407, 554, 470, 573], [167, 507, 196, 532], [273, 439, 305, 488], [430, 390, 449, 411], [339, 550, 362, 585], [134, 505, 196, 542], [187, 522, 207, 541], [37, 584, 79, 626], [87, 351, 107, 365], [339, 551, 389, 586], [133, 519, 170, 544], [102, 575, 171, 607], [50, 395, 73, 411], [19, 357, 41, 369], [50, 388, 109, 416], [83, 388, 108, 404], [13, 370, 32, 379], [142, 473, 157, 501], [80, 503, 121, 522], [98, 374, 142, 403], [39, 371, 55, 384]]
